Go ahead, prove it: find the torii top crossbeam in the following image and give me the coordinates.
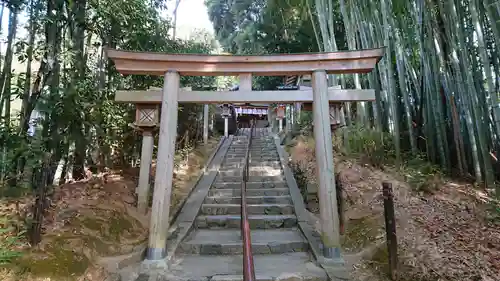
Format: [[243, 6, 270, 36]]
[[105, 48, 384, 76]]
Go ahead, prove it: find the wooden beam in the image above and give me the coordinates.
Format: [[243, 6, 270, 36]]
[[105, 48, 384, 76], [115, 89, 375, 104]]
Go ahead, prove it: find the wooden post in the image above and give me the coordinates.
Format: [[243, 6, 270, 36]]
[[312, 69, 341, 260], [137, 129, 154, 214], [203, 104, 209, 144], [30, 153, 51, 246], [383, 182, 398, 280], [335, 173, 344, 235], [147, 71, 180, 260]]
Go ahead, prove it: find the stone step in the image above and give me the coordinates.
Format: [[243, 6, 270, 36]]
[[227, 151, 278, 155], [223, 154, 245, 161], [226, 150, 275, 154], [215, 175, 286, 182], [218, 167, 283, 173], [224, 158, 246, 163], [228, 149, 275, 153], [231, 141, 274, 145], [225, 151, 278, 155], [225, 157, 279, 162], [178, 229, 307, 255], [220, 162, 282, 169], [250, 158, 280, 162], [217, 170, 283, 177], [214, 176, 243, 183], [201, 203, 294, 215], [164, 252, 327, 281], [195, 214, 297, 229], [212, 181, 287, 189], [204, 195, 293, 205], [248, 175, 286, 182], [228, 147, 276, 151], [208, 188, 290, 197], [228, 145, 274, 149], [226, 154, 279, 158], [253, 161, 281, 166]]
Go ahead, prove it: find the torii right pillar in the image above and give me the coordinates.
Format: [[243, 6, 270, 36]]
[[312, 70, 342, 262]]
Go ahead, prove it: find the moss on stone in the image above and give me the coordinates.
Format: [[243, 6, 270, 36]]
[[80, 217, 105, 232], [341, 216, 381, 252], [80, 210, 138, 243], [14, 243, 89, 281], [366, 245, 389, 275], [108, 211, 135, 241], [81, 235, 113, 256]]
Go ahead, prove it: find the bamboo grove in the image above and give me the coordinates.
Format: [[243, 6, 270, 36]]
[[206, 0, 500, 194]]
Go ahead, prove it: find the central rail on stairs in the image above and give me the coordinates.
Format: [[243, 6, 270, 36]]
[[242, 124, 256, 281]]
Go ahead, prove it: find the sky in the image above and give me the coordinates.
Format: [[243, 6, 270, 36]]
[[164, 0, 214, 38], [0, 0, 214, 44], [0, 0, 215, 71]]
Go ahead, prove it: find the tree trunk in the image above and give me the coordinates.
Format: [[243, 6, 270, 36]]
[[0, 9, 19, 125]]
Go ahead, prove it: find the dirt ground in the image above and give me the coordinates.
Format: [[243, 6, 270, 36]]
[[286, 135, 500, 281], [0, 138, 220, 281]]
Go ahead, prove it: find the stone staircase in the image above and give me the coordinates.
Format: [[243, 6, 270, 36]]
[[165, 129, 328, 281]]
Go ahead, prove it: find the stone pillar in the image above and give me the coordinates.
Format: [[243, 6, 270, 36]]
[[287, 105, 292, 132], [203, 104, 209, 144], [137, 129, 154, 214], [295, 102, 301, 124], [277, 105, 285, 133], [147, 71, 180, 260], [210, 113, 214, 131], [224, 117, 229, 137], [312, 69, 342, 261], [267, 107, 273, 129]]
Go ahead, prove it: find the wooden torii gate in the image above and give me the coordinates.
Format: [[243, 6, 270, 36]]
[[106, 48, 384, 262]]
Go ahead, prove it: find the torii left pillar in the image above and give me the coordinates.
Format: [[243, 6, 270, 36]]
[[147, 71, 180, 260], [312, 70, 342, 262]]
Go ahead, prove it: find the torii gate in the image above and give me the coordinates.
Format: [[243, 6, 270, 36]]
[[106, 48, 384, 262]]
